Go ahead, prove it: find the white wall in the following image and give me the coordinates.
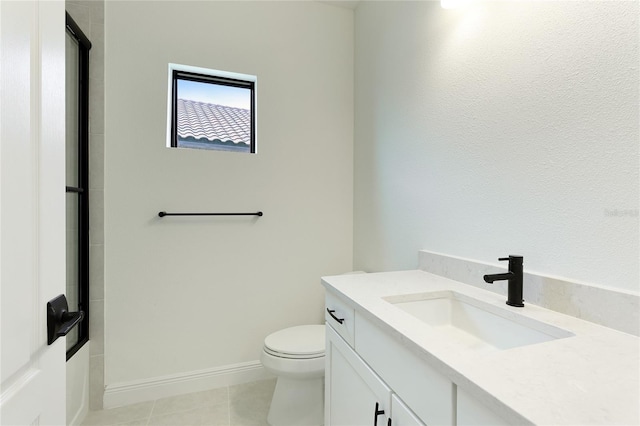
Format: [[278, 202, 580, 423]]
[[354, 1, 639, 293], [105, 1, 353, 388]]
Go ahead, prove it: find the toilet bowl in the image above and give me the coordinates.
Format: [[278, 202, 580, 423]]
[[261, 325, 325, 426]]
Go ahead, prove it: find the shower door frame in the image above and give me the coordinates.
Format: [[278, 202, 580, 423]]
[[65, 11, 91, 361]]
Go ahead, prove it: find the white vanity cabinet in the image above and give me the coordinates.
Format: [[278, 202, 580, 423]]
[[325, 292, 429, 426], [325, 325, 391, 426], [456, 387, 509, 426], [323, 270, 640, 426], [391, 395, 426, 426], [356, 313, 454, 425]]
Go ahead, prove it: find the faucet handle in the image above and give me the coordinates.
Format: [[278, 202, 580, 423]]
[[498, 255, 524, 262]]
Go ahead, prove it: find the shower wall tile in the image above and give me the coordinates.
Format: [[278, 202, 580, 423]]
[[90, 355, 105, 411], [89, 134, 104, 190], [89, 80, 104, 135], [90, 244, 104, 300], [68, 0, 105, 412], [90, 1, 104, 24], [90, 190, 104, 245], [90, 299, 105, 356], [67, 2, 91, 34], [89, 24, 104, 82]]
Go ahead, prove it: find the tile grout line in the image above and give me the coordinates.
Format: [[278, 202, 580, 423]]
[[147, 399, 157, 419], [226, 385, 231, 426], [145, 399, 157, 426]]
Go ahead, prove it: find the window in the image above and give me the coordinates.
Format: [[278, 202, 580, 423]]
[[168, 64, 256, 153]]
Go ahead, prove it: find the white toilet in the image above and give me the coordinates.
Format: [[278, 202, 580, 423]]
[[261, 325, 325, 426]]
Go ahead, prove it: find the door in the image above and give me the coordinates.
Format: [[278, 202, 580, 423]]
[[1, 1, 67, 425], [325, 325, 391, 426]]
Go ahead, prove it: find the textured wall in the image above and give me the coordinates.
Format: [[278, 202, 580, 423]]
[[104, 1, 353, 385], [354, 1, 638, 292]]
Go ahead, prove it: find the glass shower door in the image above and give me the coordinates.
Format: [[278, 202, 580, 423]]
[[65, 12, 91, 358]]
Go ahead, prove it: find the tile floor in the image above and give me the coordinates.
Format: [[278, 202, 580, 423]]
[[81, 379, 276, 426]]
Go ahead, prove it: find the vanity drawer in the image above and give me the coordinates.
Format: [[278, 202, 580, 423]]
[[356, 313, 454, 426], [325, 291, 356, 347]]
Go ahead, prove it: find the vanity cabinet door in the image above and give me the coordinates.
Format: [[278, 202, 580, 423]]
[[457, 387, 509, 426], [326, 324, 391, 426], [356, 313, 454, 426], [391, 394, 426, 426]]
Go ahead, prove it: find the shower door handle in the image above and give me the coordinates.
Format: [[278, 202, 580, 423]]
[[47, 294, 84, 345]]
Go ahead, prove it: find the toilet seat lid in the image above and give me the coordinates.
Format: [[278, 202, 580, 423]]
[[264, 325, 325, 357]]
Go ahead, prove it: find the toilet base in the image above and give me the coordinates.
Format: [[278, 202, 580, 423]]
[[267, 376, 324, 426]]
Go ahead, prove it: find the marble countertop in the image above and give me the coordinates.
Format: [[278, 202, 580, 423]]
[[322, 270, 640, 425]]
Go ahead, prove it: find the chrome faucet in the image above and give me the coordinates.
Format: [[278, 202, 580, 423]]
[[483, 255, 524, 307]]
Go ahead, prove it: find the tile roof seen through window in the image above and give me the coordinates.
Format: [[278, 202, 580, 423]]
[[177, 99, 250, 145]]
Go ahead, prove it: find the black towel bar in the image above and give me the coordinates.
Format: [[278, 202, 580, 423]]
[[158, 211, 263, 218]]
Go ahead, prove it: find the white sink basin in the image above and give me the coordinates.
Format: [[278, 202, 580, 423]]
[[384, 291, 573, 352]]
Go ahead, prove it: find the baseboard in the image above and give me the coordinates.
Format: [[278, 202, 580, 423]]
[[103, 360, 273, 409]]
